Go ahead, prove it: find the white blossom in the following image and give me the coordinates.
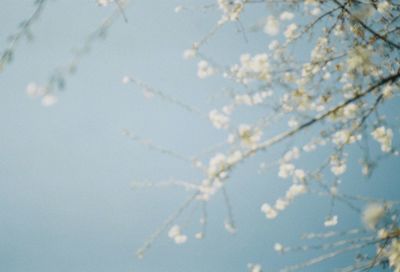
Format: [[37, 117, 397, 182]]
[[284, 23, 298, 40], [362, 203, 386, 230], [347, 46, 374, 74], [264, 16, 279, 36], [371, 126, 393, 152], [209, 110, 229, 129], [41, 94, 58, 107], [285, 184, 306, 200], [274, 243, 284, 253], [261, 203, 278, 219], [388, 239, 400, 272], [268, 40, 280, 51], [183, 48, 196, 60], [197, 60, 215, 79], [280, 11, 294, 21], [278, 163, 295, 179], [207, 153, 227, 178], [310, 7, 321, 16], [377, 1, 391, 14], [324, 215, 338, 227], [248, 263, 263, 272], [97, 0, 112, 7], [238, 124, 262, 148], [122, 75, 130, 84], [330, 155, 347, 176], [168, 225, 188, 244]]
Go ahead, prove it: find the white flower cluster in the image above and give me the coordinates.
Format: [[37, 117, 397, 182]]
[[197, 60, 215, 79], [388, 239, 400, 272], [168, 225, 188, 244], [261, 183, 307, 220], [261, 147, 307, 219], [332, 129, 361, 146], [183, 48, 197, 60], [264, 16, 279, 36], [310, 37, 330, 63], [97, 0, 112, 7], [234, 91, 272, 106], [347, 46, 374, 74], [264, 12, 295, 37], [284, 23, 298, 41], [209, 109, 229, 129], [324, 215, 338, 227], [274, 242, 284, 253], [217, 0, 244, 23], [238, 124, 262, 149], [198, 151, 243, 201], [26, 82, 58, 107], [262, 148, 307, 219], [377, 1, 392, 14], [229, 53, 271, 84], [371, 126, 393, 153], [330, 154, 347, 176], [247, 263, 262, 272], [362, 203, 386, 230], [207, 153, 229, 179], [281, 88, 314, 112], [278, 147, 305, 182]]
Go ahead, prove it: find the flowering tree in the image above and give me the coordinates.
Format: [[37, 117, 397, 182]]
[[2, 0, 400, 271]]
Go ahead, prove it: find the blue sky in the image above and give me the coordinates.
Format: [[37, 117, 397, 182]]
[[1, 1, 399, 271]]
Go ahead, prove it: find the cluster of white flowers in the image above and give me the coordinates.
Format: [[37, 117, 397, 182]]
[[183, 48, 197, 60], [174, 5, 184, 13], [207, 153, 228, 179], [278, 148, 306, 184], [217, 0, 243, 23], [274, 242, 284, 253], [121, 75, 131, 84], [224, 219, 236, 234], [284, 23, 298, 41], [388, 239, 400, 272], [238, 124, 262, 149], [362, 203, 386, 230], [234, 91, 272, 106], [371, 126, 393, 153], [206, 151, 243, 179], [264, 11, 295, 37], [264, 16, 279, 36], [278, 163, 295, 179], [377, 1, 392, 14], [261, 182, 307, 219], [332, 129, 361, 146], [209, 109, 229, 129], [168, 225, 188, 244], [280, 11, 294, 21], [96, 0, 113, 7], [302, 138, 326, 153], [281, 88, 314, 112], [324, 215, 338, 227], [333, 24, 345, 37], [347, 46, 374, 74], [342, 103, 359, 119], [382, 84, 394, 99], [229, 53, 271, 84], [197, 150, 244, 201], [26, 82, 58, 107], [247, 263, 263, 272], [261, 203, 278, 219], [197, 60, 215, 79], [310, 37, 330, 63], [330, 154, 347, 176]]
